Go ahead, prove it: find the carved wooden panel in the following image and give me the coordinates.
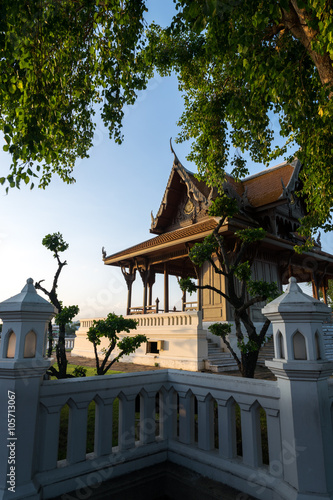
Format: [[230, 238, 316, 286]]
[[200, 257, 227, 322]]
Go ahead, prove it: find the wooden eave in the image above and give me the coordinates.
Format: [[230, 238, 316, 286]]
[[104, 218, 224, 267]]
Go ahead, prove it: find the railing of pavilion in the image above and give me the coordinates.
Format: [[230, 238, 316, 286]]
[[128, 298, 198, 315]]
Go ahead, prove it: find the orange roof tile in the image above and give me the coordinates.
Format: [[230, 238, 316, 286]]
[[241, 163, 294, 207]]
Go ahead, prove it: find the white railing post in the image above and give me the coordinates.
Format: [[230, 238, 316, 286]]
[[94, 397, 114, 457], [178, 391, 195, 445], [0, 279, 56, 500], [160, 389, 177, 440], [66, 401, 89, 464], [197, 395, 214, 451], [263, 277, 333, 497], [239, 402, 262, 468], [139, 391, 157, 445], [265, 408, 283, 478], [118, 395, 136, 451], [38, 403, 62, 472], [217, 399, 237, 459]]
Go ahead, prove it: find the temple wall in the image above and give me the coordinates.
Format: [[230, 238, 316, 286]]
[[72, 311, 207, 371]]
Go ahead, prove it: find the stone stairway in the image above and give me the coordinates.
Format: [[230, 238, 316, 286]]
[[257, 336, 275, 366], [204, 339, 238, 372]]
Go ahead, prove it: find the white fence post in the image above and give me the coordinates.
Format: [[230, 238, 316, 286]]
[[263, 277, 333, 498], [0, 279, 56, 500]]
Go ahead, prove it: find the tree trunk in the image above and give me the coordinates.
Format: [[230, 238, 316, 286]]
[[47, 321, 53, 358], [56, 323, 67, 379], [240, 350, 259, 378]]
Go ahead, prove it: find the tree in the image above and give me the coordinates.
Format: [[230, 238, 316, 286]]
[[0, 0, 149, 190], [87, 313, 147, 375], [2, 1, 333, 236], [35, 232, 79, 378], [146, 0, 333, 240], [179, 195, 279, 378]]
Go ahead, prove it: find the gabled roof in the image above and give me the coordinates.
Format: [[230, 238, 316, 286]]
[[150, 149, 301, 235]]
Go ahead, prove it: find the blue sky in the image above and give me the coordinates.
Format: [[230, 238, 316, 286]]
[[0, 2, 329, 318]]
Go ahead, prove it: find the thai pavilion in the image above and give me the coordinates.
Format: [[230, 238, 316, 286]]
[[72, 150, 333, 371]]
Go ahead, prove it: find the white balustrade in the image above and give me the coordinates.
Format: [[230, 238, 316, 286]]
[[2, 278, 333, 500]]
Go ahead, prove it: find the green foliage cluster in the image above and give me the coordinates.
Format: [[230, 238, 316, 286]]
[[0, 0, 150, 190], [233, 262, 251, 282], [208, 322, 232, 338], [247, 280, 280, 302], [208, 195, 238, 218], [179, 277, 197, 295], [237, 339, 260, 355], [188, 235, 218, 267], [42, 232, 69, 256], [87, 313, 147, 375], [55, 305, 79, 329], [146, 0, 333, 236], [234, 228, 266, 244], [72, 365, 87, 378], [87, 313, 138, 346]]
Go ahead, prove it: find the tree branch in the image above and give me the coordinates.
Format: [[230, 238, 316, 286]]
[[196, 283, 229, 301]]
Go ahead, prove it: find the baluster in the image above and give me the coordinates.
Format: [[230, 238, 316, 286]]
[[240, 402, 261, 467], [197, 396, 214, 451], [67, 401, 89, 464], [118, 395, 136, 451], [94, 398, 114, 457], [266, 408, 283, 477], [160, 389, 177, 440], [140, 391, 157, 444], [38, 403, 62, 471], [217, 399, 237, 459], [178, 391, 195, 444]]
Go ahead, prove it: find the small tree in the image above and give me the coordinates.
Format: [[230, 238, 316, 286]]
[[179, 195, 279, 378], [87, 313, 147, 376], [35, 232, 79, 379]]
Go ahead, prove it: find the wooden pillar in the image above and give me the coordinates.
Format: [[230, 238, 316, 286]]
[[311, 271, 320, 300], [139, 264, 150, 314], [164, 263, 169, 313], [321, 285, 328, 305], [148, 271, 156, 309], [121, 266, 136, 315]]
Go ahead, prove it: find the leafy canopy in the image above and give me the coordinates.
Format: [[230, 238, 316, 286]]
[[2, 0, 333, 238], [87, 313, 138, 346], [42, 232, 69, 257], [146, 0, 333, 236], [0, 0, 149, 190]]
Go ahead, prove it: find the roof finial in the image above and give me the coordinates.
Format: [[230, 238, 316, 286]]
[[170, 138, 179, 166]]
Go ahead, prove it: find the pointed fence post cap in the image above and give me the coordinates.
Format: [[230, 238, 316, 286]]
[[0, 278, 57, 315], [262, 276, 331, 318]]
